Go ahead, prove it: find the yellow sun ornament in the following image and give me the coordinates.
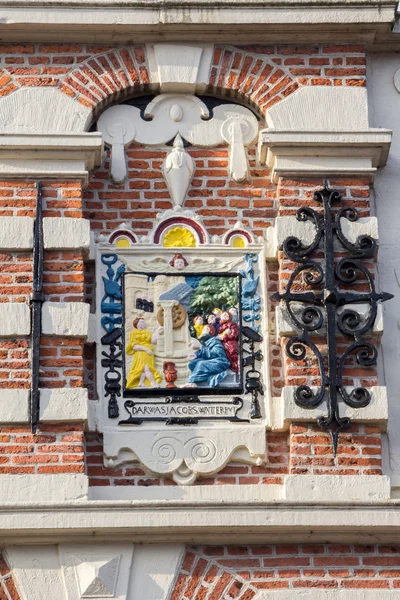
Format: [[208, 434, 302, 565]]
[[232, 236, 246, 248], [163, 226, 196, 248], [115, 237, 130, 248]]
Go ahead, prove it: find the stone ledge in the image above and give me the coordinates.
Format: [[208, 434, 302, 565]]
[[259, 130, 392, 182], [0, 216, 34, 251], [0, 388, 88, 424], [1, 490, 400, 545], [271, 386, 388, 431], [0, 133, 103, 186], [43, 217, 91, 251], [42, 302, 90, 337], [0, 303, 30, 337]]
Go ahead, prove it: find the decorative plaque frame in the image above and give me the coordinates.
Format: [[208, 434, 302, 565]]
[[95, 216, 268, 484]]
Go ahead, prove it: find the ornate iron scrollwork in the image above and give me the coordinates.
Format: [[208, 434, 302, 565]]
[[272, 183, 393, 452]]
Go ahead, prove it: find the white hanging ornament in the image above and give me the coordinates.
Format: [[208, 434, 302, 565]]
[[162, 134, 194, 207]]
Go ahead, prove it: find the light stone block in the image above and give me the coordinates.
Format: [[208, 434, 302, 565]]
[[275, 215, 378, 250], [276, 303, 384, 339], [0, 474, 88, 504], [147, 43, 213, 93], [128, 544, 185, 600], [266, 86, 369, 131], [275, 215, 317, 251], [284, 474, 391, 502], [87, 312, 97, 344], [0, 87, 91, 135], [43, 217, 91, 250], [39, 388, 88, 423], [272, 386, 388, 431], [6, 546, 67, 600], [0, 389, 29, 423], [0, 388, 88, 424], [340, 215, 379, 244], [0, 216, 33, 250], [60, 543, 134, 600], [42, 302, 90, 337], [0, 302, 30, 337]]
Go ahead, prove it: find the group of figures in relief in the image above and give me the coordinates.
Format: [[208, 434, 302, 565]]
[[124, 253, 242, 393]]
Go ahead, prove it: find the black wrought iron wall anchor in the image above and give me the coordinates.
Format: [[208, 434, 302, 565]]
[[272, 182, 393, 453], [30, 181, 45, 433]]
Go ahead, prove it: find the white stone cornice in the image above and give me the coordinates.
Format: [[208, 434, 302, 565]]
[[0, 133, 103, 186], [0, 2, 395, 46], [258, 129, 392, 182], [3, 488, 400, 545]]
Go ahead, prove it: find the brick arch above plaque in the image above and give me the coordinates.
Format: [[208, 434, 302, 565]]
[[95, 218, 268, 484]]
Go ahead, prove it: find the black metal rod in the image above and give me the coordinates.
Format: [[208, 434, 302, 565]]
[[322, 187, 342, 452], [30, 181, 45, 433]]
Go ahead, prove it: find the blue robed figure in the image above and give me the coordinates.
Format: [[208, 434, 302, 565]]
[[187, 325, 230, 387]]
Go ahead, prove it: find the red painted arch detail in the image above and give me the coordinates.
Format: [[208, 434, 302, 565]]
[[153, 217, 207, 245], [109, 230, 137, 244], [224, 230, 253, 245]]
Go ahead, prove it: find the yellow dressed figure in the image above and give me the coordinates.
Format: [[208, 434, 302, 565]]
[[193, 315, 204, 338], [126, 317, 163, 388]]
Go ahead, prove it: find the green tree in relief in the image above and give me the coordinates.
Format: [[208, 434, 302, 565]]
[[188, 276, 238, 317]]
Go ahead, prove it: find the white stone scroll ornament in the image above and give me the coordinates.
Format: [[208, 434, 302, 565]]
[[97, 94, 259, 198], [104, 428, 265, 486]]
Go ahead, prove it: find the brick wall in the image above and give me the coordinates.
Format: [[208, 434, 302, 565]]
[[0, 555, 20, 600], [0, 424, 84, 474], [0, 179, 88, 474], [290, 424, 382, 475], [85, 146, 273, 238], [86, 424, 382, 486], [0, 43, 365, 114], [0, 42, 381, 483], [170, 544, 400, 598], [209, 44, 365, 113]]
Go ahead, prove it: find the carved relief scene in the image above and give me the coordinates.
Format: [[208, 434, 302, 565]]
[[123, 268, 241, 394]]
